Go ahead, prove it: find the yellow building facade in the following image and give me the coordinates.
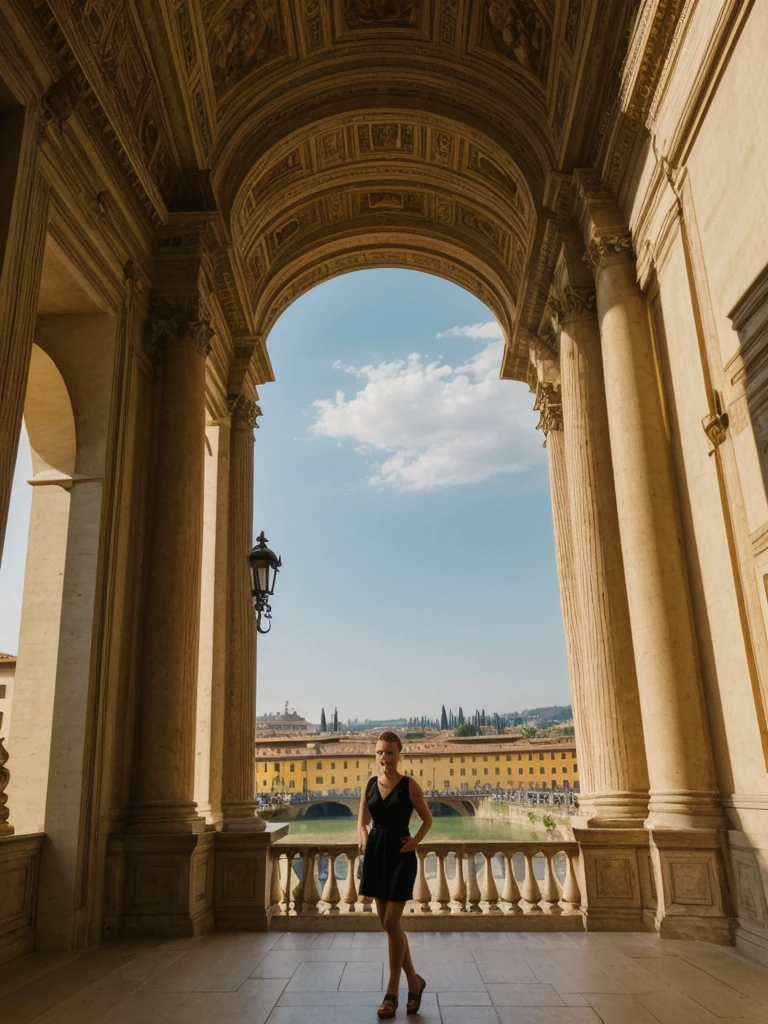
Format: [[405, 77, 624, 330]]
[[255, 740, 579, 795]]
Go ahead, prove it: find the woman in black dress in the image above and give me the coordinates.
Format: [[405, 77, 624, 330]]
[[358, 730, 433, 1019]]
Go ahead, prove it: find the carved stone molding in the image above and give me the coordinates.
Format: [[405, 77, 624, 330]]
[[583, 233, 635, 271], [228, 393, 262, 430], [533, 381, 563, 444], [37, 68, 88, 136], [620, 0, 688, 125]]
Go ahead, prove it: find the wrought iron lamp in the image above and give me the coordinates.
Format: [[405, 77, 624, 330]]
[[249, 531, 282, 634]]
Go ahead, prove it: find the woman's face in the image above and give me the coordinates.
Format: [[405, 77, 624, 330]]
[[375, 740, 400, 773]]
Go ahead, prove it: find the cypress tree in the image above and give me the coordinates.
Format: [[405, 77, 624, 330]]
[[441, 705, 448, 730], [320, 708, 327, 732]]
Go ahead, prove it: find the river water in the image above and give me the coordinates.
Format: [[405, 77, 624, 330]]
[[275, 816, 546, 844]]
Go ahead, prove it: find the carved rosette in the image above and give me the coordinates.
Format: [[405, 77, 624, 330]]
[[583, 233, 635, 271], [534, 381, 563, 445], [228, 394, 262, 430]]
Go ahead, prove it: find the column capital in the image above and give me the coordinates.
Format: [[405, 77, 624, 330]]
[[558, 285, 598, 321], [533, 380, 563, 443], [149, 301, 214, 357], [583, 232, 635, 272], [227, 393, 262, 430]]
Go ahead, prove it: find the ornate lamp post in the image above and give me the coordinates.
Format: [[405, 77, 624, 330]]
[[248, 531, 282, 634]]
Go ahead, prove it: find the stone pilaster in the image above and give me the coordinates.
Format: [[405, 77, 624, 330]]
[[220, 391, 266, 832], [558, 282, 649, 826], [129, 309, 213, 834], [0, 104, 49, 554]]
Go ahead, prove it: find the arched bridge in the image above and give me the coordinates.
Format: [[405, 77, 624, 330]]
[[269, 795, 480, 821]]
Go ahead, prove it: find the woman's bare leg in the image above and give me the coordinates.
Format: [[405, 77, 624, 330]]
[[382, 901, 419, 995]]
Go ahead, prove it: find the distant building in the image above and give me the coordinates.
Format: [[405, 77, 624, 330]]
[[255, 734, 579, 795], [0, 654, 16, 739], [255, 702, 316, 737]]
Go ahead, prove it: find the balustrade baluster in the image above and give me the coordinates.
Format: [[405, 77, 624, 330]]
[[341, 853, 358, 910], [270, 852, 286, 911], [481, 852, 501, 913], [561, 850, 582, 913], [466, 852, 481, 913], [321, 852, 341, 912], [267, 841, 583, 922], [434, 852, 451, 913], [521, 851, 543, 913], [413, 849, 432, 913], [501, 851, 523, 915], [540, 850, 562, 914], [288, 854, 302, 913], [452, 849, 467, 911], [303, 850, 321, 914]]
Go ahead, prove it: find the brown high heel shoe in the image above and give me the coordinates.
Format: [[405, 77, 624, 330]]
[[378, 993, 398, 1019], [406, 975, 426, 1015]]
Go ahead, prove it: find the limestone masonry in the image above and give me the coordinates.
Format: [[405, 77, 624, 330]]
[[0, 0, 767, 966]]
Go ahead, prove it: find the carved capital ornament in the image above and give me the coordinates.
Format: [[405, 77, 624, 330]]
[[560, 286, 597, 320], [534, 381, 563, 445], [149, 312, 214, 357], [228, 393, 262, 429], [583, 233, 635, 271]]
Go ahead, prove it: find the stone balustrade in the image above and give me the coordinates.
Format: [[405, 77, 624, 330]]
[[268, 840, 583, 930]]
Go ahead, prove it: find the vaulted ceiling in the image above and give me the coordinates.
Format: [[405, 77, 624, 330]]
[[20, 0, 637, 382]]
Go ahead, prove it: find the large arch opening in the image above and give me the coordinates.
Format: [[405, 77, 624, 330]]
[[251, 268, 570, 777]]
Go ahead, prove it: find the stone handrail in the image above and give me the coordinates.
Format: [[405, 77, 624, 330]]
[[268, 840, 582, 918]]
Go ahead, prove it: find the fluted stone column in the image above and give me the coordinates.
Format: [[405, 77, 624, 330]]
[[129, 313, 212, 834], [534, 368, 589, 785], [559, 287, 649, 826], [586, 233, 721, 832], [0, 105, 48, 556], [220, 392, 266, 832]]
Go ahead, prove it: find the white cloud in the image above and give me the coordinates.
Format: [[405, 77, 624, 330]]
[[436, 321, 505, 340], [310, 324, 543, 491]]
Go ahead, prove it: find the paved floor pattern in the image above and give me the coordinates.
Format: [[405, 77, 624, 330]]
[[4, 929, 768, 1023]]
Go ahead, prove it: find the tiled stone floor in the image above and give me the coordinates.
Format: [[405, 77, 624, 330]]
[[4, 929, 768, 1023]]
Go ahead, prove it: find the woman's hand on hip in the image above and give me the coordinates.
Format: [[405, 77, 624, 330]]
[[399, 836, 419, 853]]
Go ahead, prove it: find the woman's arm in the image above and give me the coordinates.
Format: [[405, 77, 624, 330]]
[[400, 778, 433, 852], [358, 778, 372, 853]]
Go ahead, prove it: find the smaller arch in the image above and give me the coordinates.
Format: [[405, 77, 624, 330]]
[[426, 800, 462, 818], [24, 344, 76, 484], [301, 801, 355, 820]]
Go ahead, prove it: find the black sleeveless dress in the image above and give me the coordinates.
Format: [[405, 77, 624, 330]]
[[360, 774, 418, 902]]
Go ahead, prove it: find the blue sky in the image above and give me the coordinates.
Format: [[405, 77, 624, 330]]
[[0, 269, 570, 722], [253, 270, 568, 721]]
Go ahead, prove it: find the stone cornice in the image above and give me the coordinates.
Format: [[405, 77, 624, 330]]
[[15, 1, 167, 229], [619, 0, 688, 125]]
